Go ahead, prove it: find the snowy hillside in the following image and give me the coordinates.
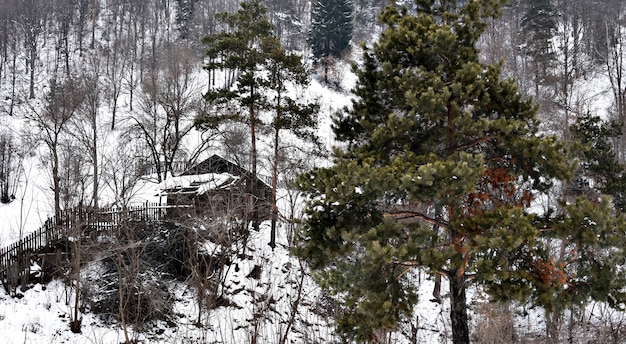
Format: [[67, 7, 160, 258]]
[[0, 57, 360, 344], [2, 1, 626, 344]]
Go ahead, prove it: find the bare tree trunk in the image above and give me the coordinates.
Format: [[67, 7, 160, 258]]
[[69, 236, 82, 333], [91, 118, 99, 208], [52, 142, 62, 221], [605, 19, 626, 162], [279, 260, 305, 344], [90, 0, 98, 49], [29, 44, 36, 99], [9, 39, 16, 116]]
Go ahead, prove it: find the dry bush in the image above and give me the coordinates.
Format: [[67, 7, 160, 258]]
[[585, 303, 626, 344], [85, 221, 180, 333], [183, 212, 249, 327], [473, 302, 516, 344]]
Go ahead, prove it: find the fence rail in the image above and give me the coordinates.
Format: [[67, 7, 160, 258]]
[[0, 202, 177, 293]]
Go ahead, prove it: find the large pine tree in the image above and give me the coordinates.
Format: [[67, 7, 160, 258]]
[[296, 1, 626, 343], [199, 0, 275, 230], [264, 36, 320, 249], [569, 113, 626, 211], [198, 0, 318, 239], [520, 0, 557, 95], [309, 0, 354, 83]]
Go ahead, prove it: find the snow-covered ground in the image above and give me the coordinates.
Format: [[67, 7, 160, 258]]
[[0, 216, 477, 344], [0, 220, 335, 344], [0, 57, 364, 343]]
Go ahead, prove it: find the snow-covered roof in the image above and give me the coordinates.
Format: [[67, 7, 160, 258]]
[[159, 173, 241, 196]]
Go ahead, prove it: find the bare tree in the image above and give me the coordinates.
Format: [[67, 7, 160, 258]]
[[0, 123, 23, 204], [154, 43, 202, 176], [103, 39, 129, 130], [0, 0, 20, 116], [0, 0, 15, 84], [101, 139, 144, 208], [275, 152, 318, 247], [279, 259, 306, 344], [74, 0, 93, 53], [103, 219, 177, 343], [112, 222, 143, 344], [129, 68, 163, 181], [16, 0, 48, 99], [601, 1, 626, 162], [59, 140, 90, 210], [126, 43, 201, 181], [479, 1, 523, 81], [182, 185, 253, 327], [51, 0, 76, 77], [64, 214, 90, 334], [21, 77, 84, 219], [72, 54, 104, 207], [265, 0, 312, 50]]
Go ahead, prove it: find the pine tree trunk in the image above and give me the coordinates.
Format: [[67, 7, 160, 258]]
[[269, 125, 279, 249], [270, 91, 281, 250], [545, 310, 561, 344], [449, 270, 470, 344], [250, 86, 259, 231], [433, 274, 442, 303]]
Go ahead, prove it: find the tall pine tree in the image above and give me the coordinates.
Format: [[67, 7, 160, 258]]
[[569, 113, 626, 211], [199, 0, 275, 230], [309, 0, 354, 83], [198, 0, 319, 241], [296, 1, 626, 343], [520, 0, 557, 95], [263, 36, 320, 249]]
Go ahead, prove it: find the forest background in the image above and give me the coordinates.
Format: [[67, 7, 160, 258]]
[[1, 0, 626, 343]]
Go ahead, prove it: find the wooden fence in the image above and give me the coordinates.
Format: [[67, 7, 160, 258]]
[[0, 202, 177, 294]]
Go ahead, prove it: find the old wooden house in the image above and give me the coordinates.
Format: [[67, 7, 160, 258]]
[[160, 155, 272, 222]]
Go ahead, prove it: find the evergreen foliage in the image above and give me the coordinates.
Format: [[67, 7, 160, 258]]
[[198, 0, 275, 230], [570, 113, 626, 211], [199, 0, 274, 122], [309, 0, 354, 83], [198, 0, 318, 239], [520, 0, 557, 90], [295, 1, 626, 343], [264, 36, 320, 248], [175, 0, 198, 40]]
